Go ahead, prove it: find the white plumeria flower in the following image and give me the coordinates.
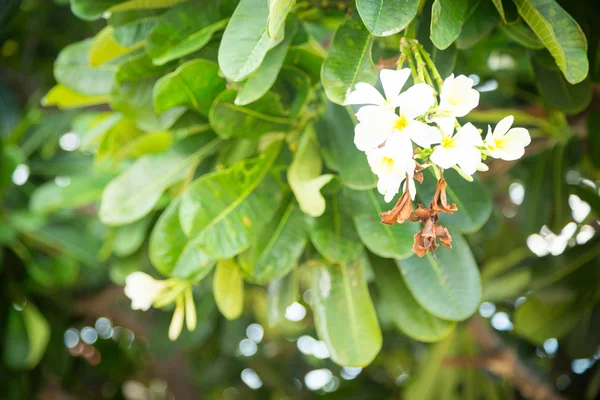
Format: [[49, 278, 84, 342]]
[[436, 74, 480, 118], [124, 272, 167, 311], [430, 121, 483, 175], [352, 90, 440, 153], [344, 68, 412, 109], [367, 136, 417, 202], [485, 115, 531, 161]]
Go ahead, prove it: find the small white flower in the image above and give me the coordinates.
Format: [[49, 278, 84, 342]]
[[367, 136, 417, 202], [485, 115, 531, 161], [430, 122, 483, 175], [344, 69, 412, 109], [124, 272, 167, 311], [437, 74, 480, 118]]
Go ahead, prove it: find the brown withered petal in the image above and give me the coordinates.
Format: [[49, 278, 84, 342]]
[[431, 177, 458, 214], [414, 170, 424, 184], [435, 224, 453, 248], [411, 230, 428, 257], [380, 190, 414, 225], [409, 204, 434, 223]]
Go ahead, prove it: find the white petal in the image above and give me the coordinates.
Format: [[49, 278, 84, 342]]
[[385, 132, 415, 164], [405, 174, 417, 200], [430, 145, 459, 169], [457, 146, 481, 175], [493, 115, 514, 138], [438, 74, 479, 117], [439, 74, 455, 106], [434, 116, 456, 136], [476, 162, 489, 172], [405, 120, 442, 148], [397, 83, 435, 119], [378, 175, 403, 203], [354, 106, 397, 151], [344, 82, 386, 106], [505, 127, 531, 147], [454, 123, 483, 146], [380, 68, 410, 103]]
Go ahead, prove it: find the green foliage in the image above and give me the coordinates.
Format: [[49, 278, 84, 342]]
[[2, 0, 600, 398]]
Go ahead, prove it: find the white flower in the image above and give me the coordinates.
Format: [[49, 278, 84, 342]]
[[353, 90, 440, 153], [367, 136, 417, 202], [124, 272, 167, 311], [344, 69, 412, 109], [437, 74, 480, 118], [485, 115, 531, 161], [430, 121, 483, 175]]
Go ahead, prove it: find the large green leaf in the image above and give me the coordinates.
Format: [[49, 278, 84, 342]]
[[3, 303, 50, 370], [310, 258, 382, 367], [146, 1, 227, 65], [89, 26, 136, 66], [179, 142, 284, 259], [267, 270, 298, 327], [532, 51, 592, 115], [397, 235, 481, 321], [284, 46, 324, 84], [308, 194, 363, 263], [498, 19, 544, 49], [109, 0, 187, 13], [208, 89, 295, 139], [372, 256, 455, 342], [315, 101, 377, 190], [153, 59, 226, 116], [149, 198, 215, 279], [417, 168, 492, 234], [115, 51, 174, 82], [356, 0, 418, 36], [288, 126, 333, 217], [344, 188, 419, 260], [238, 199, 307, 283], [321, 10, 377, 105], [268, 0, 295, 38], [430, 0, 469, 50], [214, 258, 245, 320], [235, 17, 297, 106], [112, 214, 153, 257], [455, 0, 499, 49], [54, 39, 116, 96], [70, 0, 124, 20], [109, 8, 161, 46], [513, 0, 588, 84], [30, 173, 113, 214], [218, 0, 285, 81], [99, 137, 220, 226]]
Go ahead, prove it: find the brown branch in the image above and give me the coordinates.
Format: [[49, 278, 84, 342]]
[[467, 318, 566, 400]]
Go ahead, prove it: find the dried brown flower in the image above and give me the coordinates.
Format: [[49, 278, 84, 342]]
[[430, 177, 457, 214], [380, 190, 414, 225]]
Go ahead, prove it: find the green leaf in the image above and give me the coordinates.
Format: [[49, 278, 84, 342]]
[[209, 89, 295, 139], [498, 19, 544, 49], [288, 127, 333, 217], [372, 256, 455, 342], [310, 258, 382, 367], [456, 0, 499, 49], [491, 0, 506, 22], [417, 168, 492, 234], [344, 188, 419, 259], [3, 303, 50, 370], [54, 39, 116, 96], [153, 60, 226, 116], [238, 199, 307, 283], [315, 101, 377, 190], [268, 0, 295, 38], [218, 0, 285, 81], [588, 109, 600, 170], [149, 198, 215, 279], [179, 142, 284, 259], [397, 235, 482, 321], [110, 77, 185, 131], [267, 270, 298, 327], [532, 51, 592, 115], [110, 130, 173, 164], [356, 0, 419, 36], [42, 84, 108, 109], [321, 9, 377, 105], [30, 173, 114, 214], [309, 194, 363, 263], [115, 51, 174, 82], [417, 4, 457, 77], [26, 225, 101, 267], [512, 0, 588, 84], [70, 0, 124, 20], [109, 0, 187, 13], [285, 46, 324, 84], [89, 26, 137, 66], [109, 8, 161, 46], [214, 258, 245, 320], [112, 214, 153, 257], [146, 1, 227, 65], [430, 0, 469, 50], [99, 137, 220, 226], [235, 17, 297, 106]]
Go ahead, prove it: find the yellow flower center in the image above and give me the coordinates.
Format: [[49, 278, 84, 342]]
[[441, 136, 454, 148], [493, 138, 506, 149], [394, 115, 408, 131]]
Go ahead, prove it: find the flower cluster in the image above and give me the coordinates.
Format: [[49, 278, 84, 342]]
[[345, 69, 531, 256]]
